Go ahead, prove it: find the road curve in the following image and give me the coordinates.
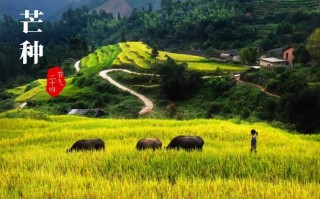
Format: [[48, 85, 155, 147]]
[[238, 80, 280, 98], [74, 61, 155, 115], [74, 61, 81, 72], [99, 69, 154, 115]]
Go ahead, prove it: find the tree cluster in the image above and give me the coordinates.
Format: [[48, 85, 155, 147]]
[[153, 57, 203, 100]]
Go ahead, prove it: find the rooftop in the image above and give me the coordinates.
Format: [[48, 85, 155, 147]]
[[260, 57, 288, 63], [68, 109, 105, 117]]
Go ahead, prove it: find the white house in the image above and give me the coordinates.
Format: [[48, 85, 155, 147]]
[[259, 57, 292, 68]]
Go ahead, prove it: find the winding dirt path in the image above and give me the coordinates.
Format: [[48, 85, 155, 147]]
[[74, 61, 81, 72], [74, 61, 154, 115], [74, 60, 280, 115], [99, 69, 154, 115], [237, 80, 280, 98]]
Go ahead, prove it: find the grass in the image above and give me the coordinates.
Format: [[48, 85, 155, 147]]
[[309, 82, 320, 87], [0, 114, 319, 198], [13, 79, 47, 102]]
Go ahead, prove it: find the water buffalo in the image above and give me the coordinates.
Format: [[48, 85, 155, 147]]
[[166, 135, 204, 151], [136, 138, 162, 150], [67, 138, 105, 152]]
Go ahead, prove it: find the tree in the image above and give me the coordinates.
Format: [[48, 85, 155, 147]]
[[155, 57, 203, 100], [161, 0, 173, 14], [293, 46, 310, 65], [239, 47, 258, 65], [151, 46, 159, 63], [148, 3, 153, 13], [306, 28, 320, 59], [284, 87, 320, 134]]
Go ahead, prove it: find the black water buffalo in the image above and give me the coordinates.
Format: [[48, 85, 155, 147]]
[[166, 135, 204, 151], [136, 138, 162, 150], [67, 138, 105, 152]]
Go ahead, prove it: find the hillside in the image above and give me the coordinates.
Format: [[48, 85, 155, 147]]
[[91, 0, 132, 17], [91, 0, 161, 17], [3, 39, 320, 134], [82, 42, 244, 72], [8, 42, 243, 103], [0, 114, 319, 198], [0, 0, 105, 21], [0, 0, 162, 20]]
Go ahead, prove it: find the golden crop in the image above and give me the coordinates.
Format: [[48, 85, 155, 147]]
[[0, 116, 319, 198]]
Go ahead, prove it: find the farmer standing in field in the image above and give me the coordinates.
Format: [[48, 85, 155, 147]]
[[250, 129, 258, 153]]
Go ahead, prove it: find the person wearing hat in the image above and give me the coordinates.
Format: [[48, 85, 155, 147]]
[[250, 129, 258, 153]]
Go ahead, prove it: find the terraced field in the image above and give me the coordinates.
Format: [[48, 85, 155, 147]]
[[81, 44, 122, 74], [82, 41, 244, 72], [252, 0, 320, 17], [8, 78, 92, 102]]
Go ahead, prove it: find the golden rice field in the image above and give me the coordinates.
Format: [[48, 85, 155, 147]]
[[0, 113, 319, 199]]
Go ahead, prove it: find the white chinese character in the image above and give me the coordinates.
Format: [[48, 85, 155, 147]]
[[49, 76, 56, 87], [48, 76, 56, 92], [20, 40, 44, 64], [20, 10, 44, 33], [57, 72, 64, 78], [49, 87, 56, 93]]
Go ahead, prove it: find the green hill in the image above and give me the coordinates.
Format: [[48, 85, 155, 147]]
[[82, 41, 244, 72], [0, 114, 319, 198], [8, 42, 243, 103]]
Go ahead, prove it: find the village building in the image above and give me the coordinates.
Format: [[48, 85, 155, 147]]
[[259, 57, 292, 68], [264, 47, 284, 59], [210, 50, 240, 63], [67, 109, 105, 117], [263, 46, 295, 63], [283, 46, 294, 63]]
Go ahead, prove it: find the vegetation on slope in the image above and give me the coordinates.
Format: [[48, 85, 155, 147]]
[[252, 0, 320, 17], [1, 1, 320, 84]]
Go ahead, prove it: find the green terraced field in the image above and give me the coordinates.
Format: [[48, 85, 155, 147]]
[[112, 42, 244, 71], [8, 78, 92, 102], [252, 0, 320, 17], [81, 44, 121, 74]]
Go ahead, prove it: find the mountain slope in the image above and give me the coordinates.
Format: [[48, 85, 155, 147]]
[[0, 0, 105, 20], [91, 0, 161, 17], [91, 0, 132, 17]]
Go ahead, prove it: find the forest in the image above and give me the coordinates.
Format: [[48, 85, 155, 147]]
[[1, 0, 320, 83]]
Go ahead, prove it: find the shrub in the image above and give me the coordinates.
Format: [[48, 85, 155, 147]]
[[0, 109, 50, 121]]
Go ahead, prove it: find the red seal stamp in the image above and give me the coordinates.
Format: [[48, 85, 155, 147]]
[[46, 66, 66, 97]]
